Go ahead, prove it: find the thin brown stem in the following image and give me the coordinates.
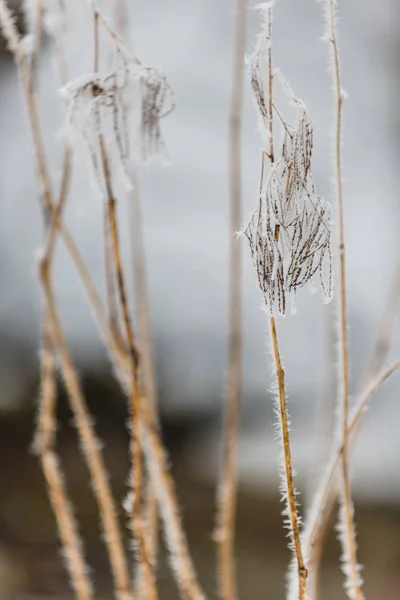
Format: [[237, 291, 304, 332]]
[[141, 421, 207, 600], [308, 261, 400, 597], [262, 14, 306, 596], [215, 0, 246, 599], [98, 132, 157, 600], [0, 8, 95, 598], [40, 256, 133, 600], [103, 202, 121, 337], [327, 1, 363, 596], [128, 169, 160, 596], [270, 316, 307, 600], [304, 360, 400, 566], [37, 320, 94, 600]]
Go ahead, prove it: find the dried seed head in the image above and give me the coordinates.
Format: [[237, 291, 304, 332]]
[[245, 63, 332, 315], [139, 67, 175, 161], [60, 60, 175, 193]]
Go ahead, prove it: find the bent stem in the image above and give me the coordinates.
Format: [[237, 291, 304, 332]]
[[97, 129, 157, 598], [270, 317, 307, 600], [215, 0, 246, 599], [327, 0, 363, 596]]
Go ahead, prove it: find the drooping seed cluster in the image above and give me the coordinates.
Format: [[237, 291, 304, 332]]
[[61, 59, 175, 192], [245, 43, 332, 315]]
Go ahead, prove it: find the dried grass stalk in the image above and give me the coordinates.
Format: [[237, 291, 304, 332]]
[[324, 1, 363, 597], [243, 7, 334, 598], [215, 0, 246, 599], [0, 5, 133, 598]]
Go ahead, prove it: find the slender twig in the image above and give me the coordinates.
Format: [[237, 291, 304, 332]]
[[1, 6, 93, 597], [327, 1, 363, 596], [262, 11, 307, 598], [35, 166, 94, 600], [91, 19, 152, 593], [303, 359, 400, 558], [215, 0, 246, 599], [308, 261, 400, 598], [38, 326, 94, 600], [0, 6, 133, 598], [96, 111, 157, 597], [113, 1, 161, 587], [103, 201, 122, 338], [128, 168, 160, 596], [270, 316, 307, 600]]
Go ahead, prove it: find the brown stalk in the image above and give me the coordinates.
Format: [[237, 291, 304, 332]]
[[215, 0, 246, 599], [128, 170, 160, 597], [40, 254, 133, 600], [113, 0, 161, 586], [304, 359, 400, 562], [36, 154, 94, 600], [306, 260, 400, 596], [270, 314, 307, 600], [264, 10, 307, 598], [97, 127, 157, 599], [91, 20, 154, 595], [0, 6, 94, 597], [327, 1, 363, 597], [0, 5, 134, 597]]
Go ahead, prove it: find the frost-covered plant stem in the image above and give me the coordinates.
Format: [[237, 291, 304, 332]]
[[302, 359, 400, 572], [97, 108, 158, 600], [0, 4, 94, 598], [128, 170, 160, 598], [270, 316, 307, 600], [326, 1, 363, 597], [215, 0, 246, 598], [90, 8, 157, 594], [113, 2, 161, 590], [0, 5, 134, 598], [261, 10, 307, 597], [37, 185, 94, 600]]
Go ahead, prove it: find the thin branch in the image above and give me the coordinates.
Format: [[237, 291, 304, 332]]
[[40, 255, 134, 600], [36, 325, 94, 600], [308, 261, 400, 597], [128, 168, 160, 596], [270, 316, 307, 600], [215, 0, 246, 598], [327, 1, 363, 596], [97, 125, 157, 598], [303, 359, 400, 561]]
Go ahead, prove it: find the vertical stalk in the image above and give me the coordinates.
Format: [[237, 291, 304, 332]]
[[327, 1, 363, 597], [265, 10, 306, 598], [216, 0, 246, 599], [270, 317, 307, 600], [97, 131, 157, 599]]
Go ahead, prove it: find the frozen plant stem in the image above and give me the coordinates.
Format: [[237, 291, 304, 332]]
[[97, 126, 157, 599], [270, 314, 307, 600], [216, 0, 246, 599], [0, 5, 94, 598], [113, 2, 161, 588], [0, 5, 133, 598], [327, 1, 363, 597], [264, 10, 307, 597]]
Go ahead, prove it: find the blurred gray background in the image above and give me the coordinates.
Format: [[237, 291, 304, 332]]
[[0, 0, 399, 597]]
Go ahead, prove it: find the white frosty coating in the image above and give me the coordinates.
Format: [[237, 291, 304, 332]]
[[60, 41, 175, 196], [244, 14, 333, 316]]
